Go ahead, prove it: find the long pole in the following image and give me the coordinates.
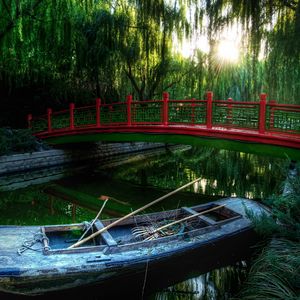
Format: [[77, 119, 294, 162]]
[[146, 204, 225, 239], [68, 177, 201, 249], [77, 199, 108, 243]]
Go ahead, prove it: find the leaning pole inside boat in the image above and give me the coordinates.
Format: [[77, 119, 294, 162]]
[[68, 177, 201, 249]]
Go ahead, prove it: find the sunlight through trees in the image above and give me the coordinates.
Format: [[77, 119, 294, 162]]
[[0, 0, 299, 126]]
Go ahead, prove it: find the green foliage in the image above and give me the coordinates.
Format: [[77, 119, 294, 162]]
[[236, 164, 300, 299], [1, 0, 300, 127], [235, 238, 300, 300], [0, 185, 98, 225], [249, 170, 300, 240], [0, 127, 47, 155]]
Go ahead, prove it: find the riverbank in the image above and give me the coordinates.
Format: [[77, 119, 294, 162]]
[[234, 163, 300, 299], [0, 142, 189, 191]]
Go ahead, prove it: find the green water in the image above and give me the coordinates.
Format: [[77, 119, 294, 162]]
[[0, 146, 287, 299]]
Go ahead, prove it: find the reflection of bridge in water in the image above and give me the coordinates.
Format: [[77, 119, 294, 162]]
[[28, 92, 300, 159]]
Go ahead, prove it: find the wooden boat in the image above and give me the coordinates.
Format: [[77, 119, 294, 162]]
[[0, 197, 268, 296]]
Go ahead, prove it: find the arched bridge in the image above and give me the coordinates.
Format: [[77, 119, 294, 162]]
[[28, 92, 300, 160]]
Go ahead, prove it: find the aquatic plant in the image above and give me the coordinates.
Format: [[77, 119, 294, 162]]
[[235, 238, 300, 300], [235, 164, 300, 299]]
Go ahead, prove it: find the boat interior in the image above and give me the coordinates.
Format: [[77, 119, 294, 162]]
[[41, 203, 241, 254]]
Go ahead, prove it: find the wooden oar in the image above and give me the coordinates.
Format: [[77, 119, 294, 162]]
[[77, 199, 109, 243], [142, 204, 225, 241], [68, 177, 201, 249]]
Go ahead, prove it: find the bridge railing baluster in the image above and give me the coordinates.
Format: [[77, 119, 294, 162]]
[[47, 108, 52, 133], [69, 103, 75, 130], [96, 98, 101, 127], [268, 100, 276, 131], [206, 91, 213, 129], [266, 102, 300, 133], [127, 95, 132, 126], [163, 92, 169, 126], [191, 98, 195, 125], [227, 98, 233, 126], [28, 91, 300, 147], [27, 114, 32, 129], [259, 94, 267, 134], [213, 99, 259, 129]]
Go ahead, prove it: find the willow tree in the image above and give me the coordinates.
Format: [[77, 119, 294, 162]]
[[116, 0, 191, 100], [1, 0, 300, 127], [203, 0, 300, 103], [0, 0, 96, 126]]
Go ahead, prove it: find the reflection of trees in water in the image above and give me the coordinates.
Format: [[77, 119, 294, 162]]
[[112, 147, 286, 199], [154, 262, 248, 300]]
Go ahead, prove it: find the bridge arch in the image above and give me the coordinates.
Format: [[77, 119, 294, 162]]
[[28, 92, 300, 160]]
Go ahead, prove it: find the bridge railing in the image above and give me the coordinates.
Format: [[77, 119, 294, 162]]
[[266, 102, 300, 133], [28, 92, 300, 136], [213, 99, 260, 130]]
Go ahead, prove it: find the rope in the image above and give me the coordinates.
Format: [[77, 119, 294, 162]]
[[17, 231, 50, 255]]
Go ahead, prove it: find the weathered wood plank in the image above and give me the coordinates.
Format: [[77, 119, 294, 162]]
[[94, 220, 118, 246], [182, 206, 218, 226]]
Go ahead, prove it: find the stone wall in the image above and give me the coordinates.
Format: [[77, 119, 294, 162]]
[[0, 142, 188, 191], [0, 142, 165, 175]]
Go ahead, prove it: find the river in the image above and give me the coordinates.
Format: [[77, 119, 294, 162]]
[[0, 146, 286, 299]]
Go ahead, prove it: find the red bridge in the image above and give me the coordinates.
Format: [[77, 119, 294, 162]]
[[28, 92, 300, 160]]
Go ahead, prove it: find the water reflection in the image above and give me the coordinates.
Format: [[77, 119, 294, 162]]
[[0, 146, 282, 299], [154, 263, 248, 300], [110, 147, 285, 200]]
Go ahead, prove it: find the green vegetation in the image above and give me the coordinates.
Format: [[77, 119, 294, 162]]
[[1, 0, 300, 298], [0, 127, 48, 155], [44, 184, 133, 216], [112, 146, 285, 200], [0, 185, 99, 225], [236, 166, 300, 299], [236, 239, 300, 300], [1, 1, 300, 127]]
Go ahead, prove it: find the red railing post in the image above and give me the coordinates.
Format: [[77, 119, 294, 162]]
[[269, 99, 276, 131], [47, 108, 52, 133], [259, 93, 267, 134], [206, 91, 213, 129], [127, 95, 132, 126], [69, 103, 75, 130], [191, 98, 195, 125], [27, 114, 32, 129], [163, 92, 169, 126], [227, 98, 233, 126], [96, 98, 101, 127]]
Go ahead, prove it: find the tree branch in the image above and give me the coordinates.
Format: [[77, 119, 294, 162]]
[[281, 0, 297, 11], [1, 0, 12, 19], [0, 0, 44, 42], [124, 61, 141, 97]]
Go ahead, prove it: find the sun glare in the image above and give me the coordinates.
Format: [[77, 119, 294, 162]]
[[217, 39, 239, 62]]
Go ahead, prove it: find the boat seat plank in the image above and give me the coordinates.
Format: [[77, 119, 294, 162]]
[[94, 220, 117, 246], [182, 207, 218, 226]]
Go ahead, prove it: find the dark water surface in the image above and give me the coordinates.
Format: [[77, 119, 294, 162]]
[[0, 147, 287, 299]]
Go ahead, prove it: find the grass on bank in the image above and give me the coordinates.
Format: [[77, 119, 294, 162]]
[[235, 166, 300, 300]]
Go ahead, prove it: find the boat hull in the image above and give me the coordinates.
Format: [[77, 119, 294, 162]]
[[0, 197, 268, 296]]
